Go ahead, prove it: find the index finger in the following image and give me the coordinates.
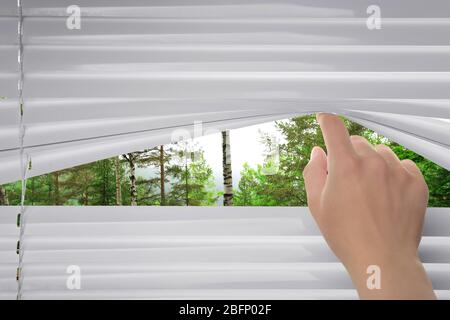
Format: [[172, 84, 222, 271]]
[[316, 113, 355, 162]]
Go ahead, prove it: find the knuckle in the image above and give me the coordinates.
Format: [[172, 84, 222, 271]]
[[422, 180, 429, 194], [364, 154, 388, 171], [396, 168, 412, 183], [393, 168, 418, 189], [375, 144, 391, 154], [414, 175, 429, 194], [401, 159, 420, 173], [401, 168, 428, 193], [350, 135, 367, 144], [338, 155, 361, 174]]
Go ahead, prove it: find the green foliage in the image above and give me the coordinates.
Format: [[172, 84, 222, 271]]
[[4, 161, 122, 206], [5, 176, 52, 205], [360, 131, 449, 207], [136, 146, 173, 205], [234, 163, 279, 206], [62, 165, 95, 205], [1, 115, 448, 207], [168, 147, 218, 206], [390, 143, 450, 207], [90, 159, 117, 205], [239, 115, 449, 207], [253, 115, 367, 206]]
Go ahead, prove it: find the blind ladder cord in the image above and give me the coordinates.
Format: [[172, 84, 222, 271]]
[[16, 0, 30, 301]]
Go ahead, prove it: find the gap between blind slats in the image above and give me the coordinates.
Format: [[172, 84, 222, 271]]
[[0, 112, 297, 184], [0, 110, 449, 183]]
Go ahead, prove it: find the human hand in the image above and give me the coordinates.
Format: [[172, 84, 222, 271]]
[[303, 113, 436, 299]]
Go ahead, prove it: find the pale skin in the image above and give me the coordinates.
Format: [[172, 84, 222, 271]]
[[303, 113, 436, 300]]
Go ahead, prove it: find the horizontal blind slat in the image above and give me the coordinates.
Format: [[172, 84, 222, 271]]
[[2, 206, 450, 299], [18, 289, 450, 300], [1, 1, 450, 181]]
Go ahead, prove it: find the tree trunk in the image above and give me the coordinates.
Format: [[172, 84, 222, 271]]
[[0, 185, 9, 205], [159, 145, 166, 206], [53, 172, 61, 205], [222, 130, 233, 206], [185, 151, 189, 206], [83, 191, 89, 205], [115, 156, 122, 205], [101, 160, 109, 205], [47, 175, 53, 204], [126, 153, 137, 206], [30, 178, 35, 205]]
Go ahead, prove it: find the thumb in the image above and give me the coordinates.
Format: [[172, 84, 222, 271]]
[[303, 146, 327, 211]]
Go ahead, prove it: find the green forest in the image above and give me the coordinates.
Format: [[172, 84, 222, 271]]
[[1, 115, 449, 207]]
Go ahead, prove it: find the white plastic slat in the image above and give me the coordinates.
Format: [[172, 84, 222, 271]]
[[1, 206, 449, 299], [17, 263, 450, 291], [21, 0, 450, 19], [0, 1, 449, 182]]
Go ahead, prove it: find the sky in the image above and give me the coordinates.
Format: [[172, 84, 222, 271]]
[[137, 120, 286, 191], [199, 120, 285, 189]]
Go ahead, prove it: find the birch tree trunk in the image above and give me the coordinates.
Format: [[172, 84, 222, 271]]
[[125, 153, 137, 206], [0, 185, 9, 205], [159, 145, 166, 206], [53, 172, 61, 205], [222, 130, 233, 206], [115, 156, 122, 205]]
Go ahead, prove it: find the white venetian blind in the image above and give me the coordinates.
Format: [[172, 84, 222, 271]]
[[1, 206, 450, 300], [0, 0, 449, 184], [0, 0, 449, 300]]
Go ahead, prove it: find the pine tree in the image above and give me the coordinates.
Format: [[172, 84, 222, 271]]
[[27, 176, 49, 205], [139, 145, 173, 206], [61, 164, 95, 205], [90, 159, 116, 205], [168, 142, 218, 206]]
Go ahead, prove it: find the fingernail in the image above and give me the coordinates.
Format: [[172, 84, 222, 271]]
[[316, 113, 324, 122], [316, 112, 327, 124], [310, 146, 320, 160]]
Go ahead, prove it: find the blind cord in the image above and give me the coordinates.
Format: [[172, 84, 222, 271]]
[[16, 0, 29, 301]]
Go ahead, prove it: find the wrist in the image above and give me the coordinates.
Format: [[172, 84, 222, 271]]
[[344, 252, 436, 300]]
